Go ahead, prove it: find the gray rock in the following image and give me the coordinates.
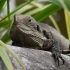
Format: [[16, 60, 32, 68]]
[[0, 45, 70, 70]]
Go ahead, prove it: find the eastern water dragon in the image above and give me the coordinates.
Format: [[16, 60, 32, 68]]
[[10, 14, 70, 66]]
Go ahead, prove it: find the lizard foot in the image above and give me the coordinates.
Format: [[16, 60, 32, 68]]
[[52, 40, 65, 66]]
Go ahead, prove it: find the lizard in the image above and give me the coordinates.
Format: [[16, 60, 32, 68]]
[[10, 14, 70, 66]]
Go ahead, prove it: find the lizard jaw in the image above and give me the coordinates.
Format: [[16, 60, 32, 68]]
[[16, 24, 47, 47]]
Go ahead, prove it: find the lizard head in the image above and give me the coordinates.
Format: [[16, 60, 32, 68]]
[[11, 14, 47, 48], [14, 14, 37, 29]]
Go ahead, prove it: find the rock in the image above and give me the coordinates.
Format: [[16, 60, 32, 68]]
[[0, 45, 70, 70]]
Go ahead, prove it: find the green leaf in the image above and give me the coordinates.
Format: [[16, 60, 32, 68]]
[[39, 0, 61, 7], [7, 0, 10, 28], [1, 30, 10, 43], [49, 16, 61, 33], [0, 46, 14, 70], [25, 4, 51, 15], [34, 4, 61, 22], [64, 10, 70, 41], [36, 0, 70, 11], [0, 0, 34, 23], [0, 40, 25, 70], [59, 0, 70, 11], [0, 20, 12, 28], [0, 0, 6, 11]]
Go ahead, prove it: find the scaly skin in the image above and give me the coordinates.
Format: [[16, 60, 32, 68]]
[[10, 14, 67, 66], [10, 15, 47, 48]]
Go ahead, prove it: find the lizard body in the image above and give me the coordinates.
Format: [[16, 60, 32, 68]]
[[10, 14, 70, 66], [11, 14, 69, 50]]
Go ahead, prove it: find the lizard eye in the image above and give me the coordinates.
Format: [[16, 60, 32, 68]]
[[28, 19, 31, 22]]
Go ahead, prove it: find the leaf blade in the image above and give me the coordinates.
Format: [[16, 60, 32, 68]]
[[34, 4, 61, 22], [0, 46, 14, 70], [0, 0, 6, 11]]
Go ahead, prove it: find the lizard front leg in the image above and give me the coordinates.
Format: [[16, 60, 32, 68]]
[[42, 30, 65, 66], [51, 40, 65, 66], [41, 39, 65, 66], [33, 24, 65, 66]]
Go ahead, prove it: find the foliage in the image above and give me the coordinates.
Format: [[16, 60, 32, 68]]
[[0, 0, 70, 70]]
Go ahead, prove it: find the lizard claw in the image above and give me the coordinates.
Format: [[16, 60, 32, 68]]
[[52, 40, 65, 66]]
